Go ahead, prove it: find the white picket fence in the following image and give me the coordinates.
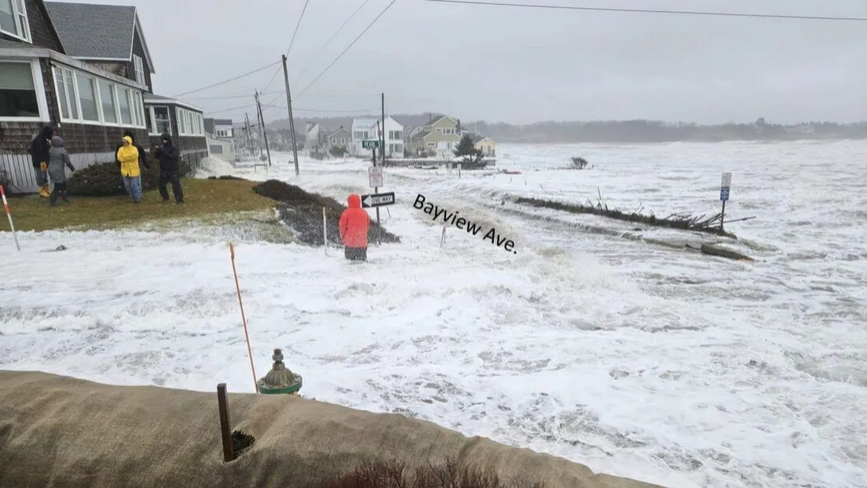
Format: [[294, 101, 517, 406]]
[[0, 152, 113, 194]]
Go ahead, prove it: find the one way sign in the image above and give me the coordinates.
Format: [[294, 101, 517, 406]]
[[361, 192, 395, 208]]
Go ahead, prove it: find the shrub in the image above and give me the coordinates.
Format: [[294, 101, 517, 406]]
[[253, 180, 400, 246], [570, 157, 589, 170], [330, 146, 348, 157], [68, 161, 160, 197]]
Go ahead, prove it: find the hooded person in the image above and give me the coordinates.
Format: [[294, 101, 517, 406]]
[[154, 132, 184, 204], [47, 136, 75, 206], [115, 130, 149, 171], [116, 136, 143, 203], [28, 125, 54, 197], [338, 194, 371, 261]]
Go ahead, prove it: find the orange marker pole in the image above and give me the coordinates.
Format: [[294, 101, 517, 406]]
[[229, 242, 258, 393], [0, 185, 20, 251]]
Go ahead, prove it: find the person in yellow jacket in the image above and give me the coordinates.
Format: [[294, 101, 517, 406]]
[[116, 136, 143, 203]]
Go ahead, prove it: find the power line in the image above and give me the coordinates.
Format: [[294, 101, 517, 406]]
[[260, 66, 284, 98], [294, 0, 399, 101], [292, 0, 375, 87], [172, 61, 282, 98], [265, 104, 375, 113], [422, 0, 867, 22], [286, 0, 313, 57], [184, 91, 283, 100]]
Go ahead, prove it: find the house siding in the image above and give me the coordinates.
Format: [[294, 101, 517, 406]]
[[145, 104, 207, 170], [128, 28, 152, 91], [83, 60, 127, 79], [23, 0, 64, 51]]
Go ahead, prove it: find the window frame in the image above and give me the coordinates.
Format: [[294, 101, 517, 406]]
[[52, 63, 146, 128], [0, 0, 31, 42], [133, 54, 145, 86], [0, 58, 49, 122], [148, 105, 172, 136]]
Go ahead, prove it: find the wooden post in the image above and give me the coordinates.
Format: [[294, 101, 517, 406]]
[[217, 383, 234, 462], [720, 200, 726, 233]]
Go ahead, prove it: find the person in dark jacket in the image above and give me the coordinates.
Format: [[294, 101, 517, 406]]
[[338, 194, 370, 261], [28, 125, 54, 198], [47, 136, 75, 206], [154, 133, 184, 204], [115, 130, 149, 172]]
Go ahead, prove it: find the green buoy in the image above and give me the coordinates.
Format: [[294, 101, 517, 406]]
[[257, 348, 303, 395]]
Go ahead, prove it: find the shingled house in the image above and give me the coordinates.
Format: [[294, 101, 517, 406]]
[[0, 0, 205, 193]]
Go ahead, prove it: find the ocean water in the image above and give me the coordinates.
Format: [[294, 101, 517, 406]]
[[2, 141, 866, 488]]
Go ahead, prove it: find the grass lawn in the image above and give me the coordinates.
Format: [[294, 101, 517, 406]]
[[4, 178, 276, 232]]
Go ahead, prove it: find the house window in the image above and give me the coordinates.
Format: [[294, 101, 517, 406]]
[[210, 144, 223, 154], [133, 55, 145, 85], [52, 67, 80, 121], [117, 87, 133, 125], [52, 67, 71, 119], [341, 137, 345, 144], [0, 60, 38, 118], [98, 81, 117, 124], [0, 0, 30, 42], [149, 106, 171, 135], [75, 73, 99, 121], [389, 130, 402, 140]]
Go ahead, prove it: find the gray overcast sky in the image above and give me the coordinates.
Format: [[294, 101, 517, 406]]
[[74, 0, 867, 125]]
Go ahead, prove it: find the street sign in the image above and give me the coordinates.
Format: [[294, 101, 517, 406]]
[[720, 172, 732, 201], [362, 139, 382, 150], [369, 166, 383, 188], [361, 192, 395, 208]]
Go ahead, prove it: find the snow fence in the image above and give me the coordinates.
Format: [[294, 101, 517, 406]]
[[0, 371, 667, 488]]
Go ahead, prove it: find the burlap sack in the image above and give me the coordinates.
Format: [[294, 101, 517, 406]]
[[0, 371, 665, 488]]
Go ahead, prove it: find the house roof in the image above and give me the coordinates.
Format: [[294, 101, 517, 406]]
[[144, 93, 204, 113], [352, 117, 379, 129], [328, 127, 350, 137], [412, 130, 432, 140], [44, 2, 155, 72], [430, 114, 457, 126]]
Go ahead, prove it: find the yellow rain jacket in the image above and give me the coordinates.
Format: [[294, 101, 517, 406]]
[[116, 136, 141, 177]]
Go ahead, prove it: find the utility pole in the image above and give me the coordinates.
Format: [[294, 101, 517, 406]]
[[254, 90, 272, 167], [282, 54, 300, 176], [244, 113, 253, 157], [381, 92, 386, 165], [252, 96, 264, 160]]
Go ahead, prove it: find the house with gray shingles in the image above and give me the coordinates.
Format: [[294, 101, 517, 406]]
[[326, 126, 350, 153], [0, 0, 206, 194]]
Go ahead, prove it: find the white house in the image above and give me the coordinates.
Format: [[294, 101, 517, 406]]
[[350, 117, 403, 157], [305, 122, 327, 152]]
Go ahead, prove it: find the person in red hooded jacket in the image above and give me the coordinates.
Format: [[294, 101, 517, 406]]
[[339, 194, 371, 261]]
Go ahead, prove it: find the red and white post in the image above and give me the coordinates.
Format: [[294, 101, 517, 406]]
[[0, 184, 21, 251]]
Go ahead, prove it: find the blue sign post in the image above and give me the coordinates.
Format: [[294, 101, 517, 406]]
[[720, 172, 732, 232]]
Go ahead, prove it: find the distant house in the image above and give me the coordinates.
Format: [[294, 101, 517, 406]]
[[383, 116, 404, 157], [204, 118, 234, 139], [468, 133, 496, 156], [142, 93, 206, 164], [410, 115, 461, 157], [305, 122, 327, 153], [203, 118, 236, 163], [326, 126, 351, 152], [0, 0, 206, 193], [350, 118, 377, 156], [350, 117, 403, 157]]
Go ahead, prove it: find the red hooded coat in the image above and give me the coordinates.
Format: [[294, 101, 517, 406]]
[[339, 194, 370, 248]]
